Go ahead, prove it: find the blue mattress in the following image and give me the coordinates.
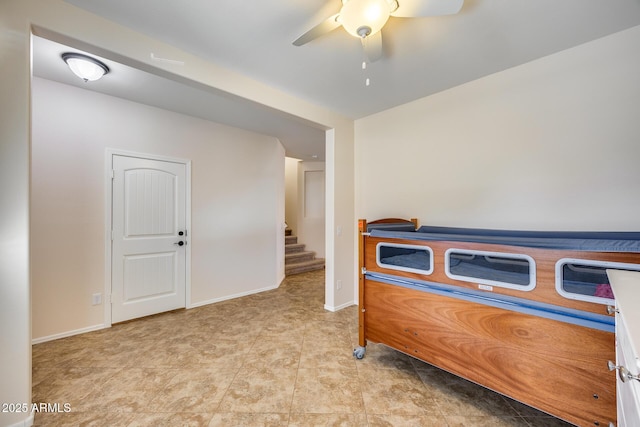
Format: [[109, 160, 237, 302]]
[[369, 225, 640, 253], [367, 223, 417, 232], [381, 251, 430, 268], [448, 254, 531, 286]]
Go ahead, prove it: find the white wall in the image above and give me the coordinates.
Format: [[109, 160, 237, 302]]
[[31, 77, 285, 340], [284, 157, 300, 235], [2, 1, 355, 421], [325, 127, 355, 311], [356, 26, 640, 231], [0, 2, 32, 425]]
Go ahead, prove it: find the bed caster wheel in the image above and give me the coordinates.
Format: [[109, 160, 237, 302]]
[[353, 346, 366, 359]]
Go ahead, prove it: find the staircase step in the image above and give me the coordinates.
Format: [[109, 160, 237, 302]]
[[283, 231, 323, 275], [285, 243, 306, 254], [285, 229, 292, 236], [285, 235, 297, 245], [285, 251, 315, 264], [285, 258, 325, 276]]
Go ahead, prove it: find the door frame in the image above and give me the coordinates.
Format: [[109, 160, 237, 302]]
[[104, 148, 192, 327]]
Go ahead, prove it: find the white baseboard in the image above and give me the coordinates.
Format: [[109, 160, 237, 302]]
[[33, 285, 285, 343], [188, 284, 279, 309], [324, 300, 356, 312], [6, 412, 34, 427], [32, 324, 108, 345]]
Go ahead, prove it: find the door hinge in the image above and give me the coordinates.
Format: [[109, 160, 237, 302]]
[[111, 230, 114, 241], [110, 169, 115, 179]]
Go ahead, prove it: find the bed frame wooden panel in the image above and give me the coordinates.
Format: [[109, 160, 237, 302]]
[[356, 218, 635, 427]]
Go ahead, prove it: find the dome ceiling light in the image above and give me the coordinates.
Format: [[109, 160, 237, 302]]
[[61, 52, 110, 82]]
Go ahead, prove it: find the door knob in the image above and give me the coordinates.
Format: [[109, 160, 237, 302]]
[[174, 241, 185, 246]]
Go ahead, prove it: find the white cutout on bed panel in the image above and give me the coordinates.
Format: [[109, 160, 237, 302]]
[[376, 243, 434, 275], [556, 258, 640, 305], [444, 248, 536, 291]]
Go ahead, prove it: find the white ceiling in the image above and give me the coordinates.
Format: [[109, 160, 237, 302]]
[[33, 0, 640, 160], [32, 36, 328, 161]]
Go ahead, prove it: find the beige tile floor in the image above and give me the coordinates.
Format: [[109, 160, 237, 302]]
[[33, 270, 574, 426]]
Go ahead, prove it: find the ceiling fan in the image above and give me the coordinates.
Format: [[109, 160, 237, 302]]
[[293, 0, 464, 62]]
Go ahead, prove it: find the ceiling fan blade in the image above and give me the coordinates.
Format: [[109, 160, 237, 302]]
[[391, 0, 464, 17], [362, 31, 383, 63], [293, 13, 342, 46]]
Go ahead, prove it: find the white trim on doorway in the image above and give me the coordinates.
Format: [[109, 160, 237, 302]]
[[104, 148, 192, 327]]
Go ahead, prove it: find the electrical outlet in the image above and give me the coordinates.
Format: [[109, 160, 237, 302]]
[[336, 280, 342, 290], [92, 293, 102, 305]]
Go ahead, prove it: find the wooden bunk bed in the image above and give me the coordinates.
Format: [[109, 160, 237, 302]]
[[356, 218, 640, 426]]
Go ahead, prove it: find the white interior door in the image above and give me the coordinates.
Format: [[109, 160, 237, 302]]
[[111, 155, 187, 323]]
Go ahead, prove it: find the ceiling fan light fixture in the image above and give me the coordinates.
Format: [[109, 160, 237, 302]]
[[61, 52, 109, 82], [340, 0, 391, 38]]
